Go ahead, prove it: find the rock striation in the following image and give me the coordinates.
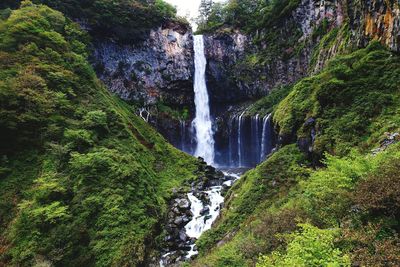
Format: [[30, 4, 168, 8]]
[[202, 0, 400, 108], [93, 21, 194, 107]]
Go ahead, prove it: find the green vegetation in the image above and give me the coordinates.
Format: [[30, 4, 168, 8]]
[[195, 142, 400, 266], [195, 145, 310, 266], [194, 41, 400, 267], [0, 2, 197, 266], [257, 224, 350, 267], [2, 1, 400, 266], [197, 0, 300, 34], [247, 85, 293, 117], [1, 0, 180, 42], [274, 41, 400, 156]]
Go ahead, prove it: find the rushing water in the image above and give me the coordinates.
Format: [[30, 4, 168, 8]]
[[192, 35, 215, 165], [184, 186, 224, 258], [159, 170, 242, 266], [160, 36, 273, 266], [183, 170, 241, 259], [261, 114, 272, 161], [223, 113, 273, 167], [180, 120, 186, 152]]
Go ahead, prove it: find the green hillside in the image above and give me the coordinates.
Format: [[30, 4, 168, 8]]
[[194, 41, 400, 267], [0, 2, 197, 266]]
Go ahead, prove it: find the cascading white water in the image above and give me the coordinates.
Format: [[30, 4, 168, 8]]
[[180, 120, 186, 152], [228, 117, 234, 167], [237, 111, 245, 167], [192, 35, 215, 165], [261, 114, 272, 160], [253, 114, 260, 163], [184, 186, 224, 258]]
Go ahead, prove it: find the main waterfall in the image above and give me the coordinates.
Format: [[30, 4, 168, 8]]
[[192, 35, 215, 165], [159, 36, 273, 267]]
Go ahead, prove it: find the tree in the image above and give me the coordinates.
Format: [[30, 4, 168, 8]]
[[257, 224, 351, 267], [198, 0, 213, 25]]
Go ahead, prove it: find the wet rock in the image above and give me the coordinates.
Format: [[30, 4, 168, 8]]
[[176, 198, 190, 211], [204, 215, 212, 222], [304, 117, 316, 127], [297, 137, 312, 153], [174, 215, 190, 226], [188, 237, 196, 245], [93, 23, 194, 107], [164, 235, 174, 242], [200, 206, 210, 216], [179, 230, 188, 242], [372, 132, 400, 155]]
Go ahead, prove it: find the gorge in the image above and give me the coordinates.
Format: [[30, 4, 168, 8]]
[[160, 34, 269, 265], [1, 0, 400, 267]]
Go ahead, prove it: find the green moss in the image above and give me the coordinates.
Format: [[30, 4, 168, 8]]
[[310, 23, 352, 71], [247, 85, 293, 117], [196, 145, 309, 254], [0, 3, 197, 266], [274, 41, 400, 156]]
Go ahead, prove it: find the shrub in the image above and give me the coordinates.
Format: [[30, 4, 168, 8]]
[[342, 222, 400, 267], [257, 223, 350, 267], [353, 159, 400, 221]]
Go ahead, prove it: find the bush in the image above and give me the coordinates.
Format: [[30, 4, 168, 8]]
[[257, 223, 350, 267], [353, 159, 400, 221], [274, 41, 400, 157]]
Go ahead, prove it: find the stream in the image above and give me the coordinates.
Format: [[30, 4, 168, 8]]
[[159, 35, 265, 266], [160, 169, 242, 266]]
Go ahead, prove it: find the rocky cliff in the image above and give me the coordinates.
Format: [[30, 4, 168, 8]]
[[93, 21, 195, 107], [203, 0, 400, 109], [90, 0, 399, 114], [89, 0, 399, 164]]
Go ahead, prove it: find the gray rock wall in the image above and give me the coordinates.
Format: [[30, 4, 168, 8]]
[[93, 22, 195, 107]]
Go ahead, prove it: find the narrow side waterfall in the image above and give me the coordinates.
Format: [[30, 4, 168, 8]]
[[221, 113, 273, 168], [252, 114, 260, 163], [237, 111, 245, 167], [180, 120, 186, 152], [192, 35, 215, 165], [261, 114, 272, 160]]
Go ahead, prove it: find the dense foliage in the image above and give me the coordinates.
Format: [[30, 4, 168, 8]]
[[194, 143, 400, 266], [274, 41, 400, 156], [194, 42, 400, 266], [0, 0, 179, 42], [197, 0, 300, 34], [0, 2, 197, 266]]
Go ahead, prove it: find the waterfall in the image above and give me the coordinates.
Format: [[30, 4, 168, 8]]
[[237, 112, 245, 167], [180, 120, 186, 152], [252, 114, 260, 164], [192, 35, 215, 165], [261, 114, 272, 160], [228, 117, 234, 167]]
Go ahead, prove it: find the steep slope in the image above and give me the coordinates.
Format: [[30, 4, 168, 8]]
[[0, 2, 198, 266], [200, 0, 400, 106], [191, 1, 400, 264], [0, 0, 179, 42], [1, 0, 197, 152], [194, 40, 400, 267]]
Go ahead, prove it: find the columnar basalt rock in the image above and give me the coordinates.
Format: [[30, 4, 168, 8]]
[[93, 21, 195, 107], [202, 0, 400, 109]]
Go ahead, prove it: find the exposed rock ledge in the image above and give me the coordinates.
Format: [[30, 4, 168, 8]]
[[93, 21, 195, 107]]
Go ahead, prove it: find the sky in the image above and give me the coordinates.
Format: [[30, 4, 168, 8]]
[[165, 0, 226, 28]]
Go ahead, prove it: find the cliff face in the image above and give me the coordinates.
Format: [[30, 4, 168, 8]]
[[355, 0, 400, 51], [203, 0, 400, 108], [93, 21, 194, 107], [203, 32, 252, 103], [88, 0, 400, 161], [90, 0, 399, 111]]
